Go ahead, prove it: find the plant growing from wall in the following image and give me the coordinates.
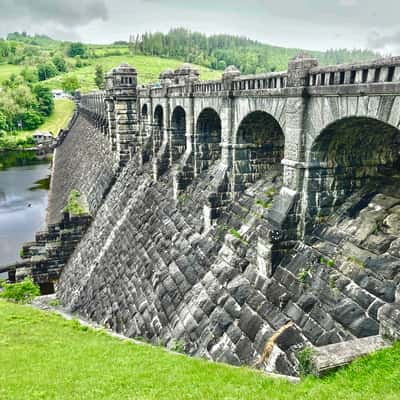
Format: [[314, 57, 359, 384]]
[[0, 277, 40, 303], [297, 347, 316, 377], [347, 256, 365, 268], [297, 268, 310, 284], [229, 228, 249, 245], [320, 257, 335, 268], [170, 339, 185, 353], [64, 189, 88, 216]]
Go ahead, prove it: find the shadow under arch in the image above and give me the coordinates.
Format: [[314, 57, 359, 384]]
[[307, 116, 400, 218], [170, 106, 186, 162], [153, 105, 164, 155], [195, 107, 222, 174], [234, 110, 285, 189]]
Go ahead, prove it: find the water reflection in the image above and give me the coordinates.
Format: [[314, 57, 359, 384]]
[[0, 158, 51, 277]]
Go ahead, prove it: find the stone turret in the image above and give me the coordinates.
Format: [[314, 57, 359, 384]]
[[174, 63, 199, 84], [159, 68, 174, 85], [106, 63, 137, 96], [287, 53, 318, 87], [104, 63, 139, 168], [222, 65, 240, 90]]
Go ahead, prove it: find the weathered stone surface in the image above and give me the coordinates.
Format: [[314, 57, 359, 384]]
[[311, 335, 390, 376], [47, 56, 400, 377]]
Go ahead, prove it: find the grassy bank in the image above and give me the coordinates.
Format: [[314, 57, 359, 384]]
[[0, 300, 399, 400], [0, 99, 74, 149]]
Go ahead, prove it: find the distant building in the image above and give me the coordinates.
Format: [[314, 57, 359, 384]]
[[32, 131, 55, 145], [51, 89, 67, 99]]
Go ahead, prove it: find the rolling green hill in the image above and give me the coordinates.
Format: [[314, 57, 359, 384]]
[[41, 54, 221, 93]]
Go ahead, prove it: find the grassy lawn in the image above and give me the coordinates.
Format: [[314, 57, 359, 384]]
[[33, 98, 75, 135], [43, 54, 222, 93], [0, 64, 24, 83], [0, 99, 75, 149], [0, 300, 399, 400]]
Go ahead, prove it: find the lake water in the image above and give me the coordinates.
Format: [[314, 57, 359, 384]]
[[0, 158, 51, 278]]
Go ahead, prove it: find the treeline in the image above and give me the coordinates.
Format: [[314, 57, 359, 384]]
[[129, 28, 381, 74]]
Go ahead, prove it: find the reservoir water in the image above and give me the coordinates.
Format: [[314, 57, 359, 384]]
[[0, 154, 51, 278]]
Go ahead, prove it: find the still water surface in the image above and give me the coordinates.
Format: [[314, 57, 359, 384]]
[[0, 160, 50, 277]]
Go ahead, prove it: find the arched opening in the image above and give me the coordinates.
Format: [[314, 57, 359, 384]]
[[141, 103, 148, 118], [170, 106, 186, 161], [141, 103, 149, 137], [195, 108, 222, 173], [235, 111, 285, 187], [309, 117, 400, 217], [153, 105, 164, 155]]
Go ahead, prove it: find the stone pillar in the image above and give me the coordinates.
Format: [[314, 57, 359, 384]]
[[115, 98, 138, 167], [268, 53, 318, 240], [105, 64, 139, 168], [221, 66, 240, 170]]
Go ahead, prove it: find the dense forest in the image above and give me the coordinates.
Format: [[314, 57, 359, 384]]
[[129, 28, 381, 74]]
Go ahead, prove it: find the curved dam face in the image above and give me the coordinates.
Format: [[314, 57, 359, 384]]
[[48, 114, 117, 225], [55, 113, 400, 376], [48, 56, 400, 376]]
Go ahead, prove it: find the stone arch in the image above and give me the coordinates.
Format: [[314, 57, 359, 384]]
[[170, 106, 186, 162], [234, 110, 285, 188], [141, 103, 149, 118], [153, 105, 164, 154], [195, 108, 222, 173], [307, 116, 400, 218], [140, 103, 150, 138]]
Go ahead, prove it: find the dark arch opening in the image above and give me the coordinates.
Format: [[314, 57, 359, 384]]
[[141, 103, 148, 117], [170, 106, 186, 161], [309, 117, 400, 217], [140, 103, 150, 137], [153, 105, 164, 155], [195, 108, 222, 173], [236, 111, 285, 186]]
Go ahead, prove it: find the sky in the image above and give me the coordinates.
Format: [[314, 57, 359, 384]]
[[0, 0, 399, 54]]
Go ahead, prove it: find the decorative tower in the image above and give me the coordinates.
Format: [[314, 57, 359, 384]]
[[105, 63, 138, 168]]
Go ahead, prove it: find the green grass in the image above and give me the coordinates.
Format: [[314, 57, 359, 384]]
[[0, 64, 23, 83], [35, 98, 75, 135], [42, 54, 222, 93], [1, 300, 399, 400], [64, 189, 88, 216], [0, 99, 75, 149]]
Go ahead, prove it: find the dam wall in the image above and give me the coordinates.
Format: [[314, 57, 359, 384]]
[[43, 55, 400, 376], [48, 112, 117, 225]]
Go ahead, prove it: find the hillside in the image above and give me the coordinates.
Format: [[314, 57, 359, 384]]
[[0, 30, 382, 91], [1, 299, 399, 400], [41, 54, 221, 93]]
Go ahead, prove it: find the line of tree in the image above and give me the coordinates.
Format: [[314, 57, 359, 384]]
[[129, 28, 381, 74]]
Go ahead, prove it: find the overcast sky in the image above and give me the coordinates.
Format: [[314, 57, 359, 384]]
[[0, 0, 399, 54]]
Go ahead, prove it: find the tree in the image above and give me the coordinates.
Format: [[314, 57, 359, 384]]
[[52, 55, 67, 72], [62, 75, 79, 94], [21, 110, 43, 130], [0, 111, 7, 131], [67, 42, 86, 58], [20, 67, 38, 84], [33, 85, 54, 117], [37, 62, 58, 81], [94, 64, 104, 89]]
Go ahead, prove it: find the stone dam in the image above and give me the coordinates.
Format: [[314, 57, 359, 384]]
[[10, 54, 400, 376]]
